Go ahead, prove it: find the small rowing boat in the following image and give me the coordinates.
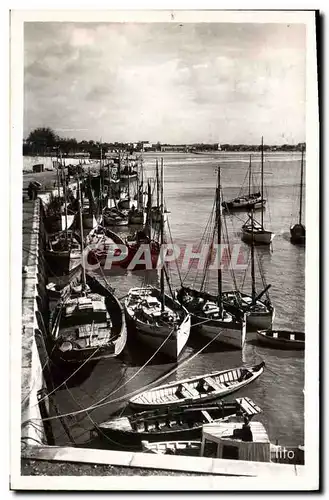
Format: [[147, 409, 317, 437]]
[[95, 397, 261, 449], [257, 329, 305, 350], [129, 362, 265, 410]]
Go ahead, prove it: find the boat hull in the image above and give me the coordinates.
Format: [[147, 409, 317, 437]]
[[257, 330, 305, 350], [222, 291, 275, 331], [125, 288, 191, 360], [241, 228, 274, 245], [222, 199, 266, 211], [129, 362, 265, 410], [290, 224, 306, 244]]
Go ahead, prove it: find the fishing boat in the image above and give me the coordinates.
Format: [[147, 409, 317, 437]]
[[241, 139, 274, 245], [256, 329, 305, 350], [102, 206, 129, 226], [44, 230, 81, 276], [222, 156, 265, 212], [176, 167, 246, 350], [124, 159, 191, 360], [129, 361, 265, 409], [221, 289, 275, 331], [95, 397, 261, 449], [290, 148, 306, 244], [48, 180, 127, 364]]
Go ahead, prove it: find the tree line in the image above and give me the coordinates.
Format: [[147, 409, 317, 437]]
[[23, 127, 306, 157]]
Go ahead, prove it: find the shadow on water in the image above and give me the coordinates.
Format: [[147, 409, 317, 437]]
[[49, 358, 100, 389]]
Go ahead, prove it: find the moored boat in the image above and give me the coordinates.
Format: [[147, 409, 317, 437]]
[[125, 287, 191, 360], [129, 361, 265, 409], [95, 397, 261, 449], [256, 329, 305, 350], [241, 140, 274, 246], [290, 148, 306, 244], [48, 181, 127, 364]]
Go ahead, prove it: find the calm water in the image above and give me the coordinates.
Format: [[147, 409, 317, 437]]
[[52, 152, 305, 449]]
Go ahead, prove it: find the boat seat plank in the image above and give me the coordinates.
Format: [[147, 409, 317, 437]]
[[182, 383, 200, 398], [201, 410, 213, 423], [237, 397, 261, 416], [204, 376, 226, 392]]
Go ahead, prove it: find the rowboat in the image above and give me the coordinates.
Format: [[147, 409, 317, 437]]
[[49, 269, 127, 364], [125, 287, 191, 359], [129, 361, 265, 409], [257, 329, 305, 350], [95, 397, 261, 449]]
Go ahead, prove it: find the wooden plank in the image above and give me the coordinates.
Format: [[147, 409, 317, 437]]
[[204, 377, 225, 392], [201, 410, 213, 423]]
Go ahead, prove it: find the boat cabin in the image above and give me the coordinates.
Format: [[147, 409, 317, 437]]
[[200, 421, 271, 462]]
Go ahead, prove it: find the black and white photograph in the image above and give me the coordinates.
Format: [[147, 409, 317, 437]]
[[10, 9, 319, 491]]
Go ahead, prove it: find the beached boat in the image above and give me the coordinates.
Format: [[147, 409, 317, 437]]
[[256, 329, 305, 350], [290, 148, 306, 244], [95, 397, 261, 449], [176, 167, 246, 349], [222, 156, 265, 212], [129, 361, 265, 409]]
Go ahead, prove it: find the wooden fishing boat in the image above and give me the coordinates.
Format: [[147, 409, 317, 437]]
[[176, 167, 247, 349], [256, 329, 305, 350], [222, 193, 265, 211], [142, 426, 304, 464], [290, 148, 306, 244], [129, 361, 265, 409], [241, 218, 274, 245], [44, 230, 81, 276], [49, 180, 127, 364], [222, 156, 265, 212], [222, 290, 275, 331], [124, 159, 191, 359], [95, 397, 261, 449], [50, 271, 127, 363], [125, 287, 191, 359], [241, 140, 274, 246], [102, 207, 128, 226]]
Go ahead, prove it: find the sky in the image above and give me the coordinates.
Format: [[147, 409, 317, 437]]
[[24, 22, 306, 145]]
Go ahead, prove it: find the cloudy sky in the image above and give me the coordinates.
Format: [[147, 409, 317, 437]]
[[24, 22, 306, 144]]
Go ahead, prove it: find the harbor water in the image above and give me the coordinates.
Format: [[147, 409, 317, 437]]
[[44, 152, 304, 449]]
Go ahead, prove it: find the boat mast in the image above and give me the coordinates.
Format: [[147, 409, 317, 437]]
[[299, 147, 304, 225], [216, 167, 223, 318], [248, 155, 252, 198], [261, 137, 264, 229], [77, 176, 87, 290], [156, 159, 160, 211], [160, 158, 165, 312], [251, 208, 256, 304], [60, 151, 69, 243], [100, 143, 103, 213]]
